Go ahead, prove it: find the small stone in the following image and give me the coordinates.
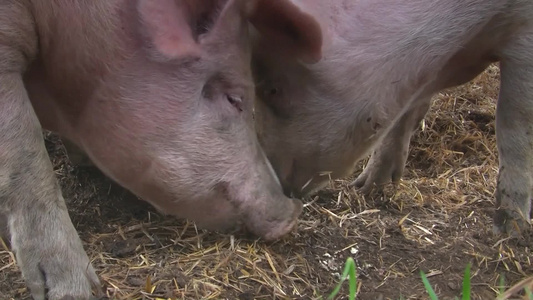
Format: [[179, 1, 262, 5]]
[[447, 281, 457, 290]]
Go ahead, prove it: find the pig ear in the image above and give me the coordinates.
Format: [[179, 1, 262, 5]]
[[137, 0, 201, 59], [247, 0, 323, 64]]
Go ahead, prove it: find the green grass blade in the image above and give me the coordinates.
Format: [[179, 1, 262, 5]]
[[461, 263, 471, 300], [348, 257, 357, 300], [327, 257, 357, 300], [420, 270, 439, 300], [498, 274, 506, 296]]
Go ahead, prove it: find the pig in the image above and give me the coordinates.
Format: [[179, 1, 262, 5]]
[[0, 0, 322, 299], [252, 0, 533, 236]]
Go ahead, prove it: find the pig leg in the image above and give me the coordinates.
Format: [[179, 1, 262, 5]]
[[0, 77, 101, 300], [351, 100, 431, 194], [1, 6, 100, 299], [62, 138, 94, 167], [1, 78, 101, 300], [493, 34, 533, 235], [0, 77, 99, 299]]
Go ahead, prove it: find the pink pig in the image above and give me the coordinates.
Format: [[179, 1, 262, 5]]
[[0, 0, 321, 299], [252, 0, 533, 236]]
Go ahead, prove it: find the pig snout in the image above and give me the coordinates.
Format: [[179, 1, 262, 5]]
[[185, 182, 302, 241], [243, 195, 303, 242], [227, 150, 303, 241]]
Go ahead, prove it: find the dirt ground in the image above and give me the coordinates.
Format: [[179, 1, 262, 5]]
[[1, 64, 532, 300]]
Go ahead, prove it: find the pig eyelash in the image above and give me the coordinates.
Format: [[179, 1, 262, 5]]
[[226, 95, 243, 112]]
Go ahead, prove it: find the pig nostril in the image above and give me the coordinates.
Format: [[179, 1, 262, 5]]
[[227, 95, 243, 112]]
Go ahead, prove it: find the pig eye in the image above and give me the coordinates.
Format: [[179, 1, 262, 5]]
[[227, 95, 243, 112], [268, 88, 279, 96]]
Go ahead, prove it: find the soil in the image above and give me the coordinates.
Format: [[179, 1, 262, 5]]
[[1, 64, 532, 300]]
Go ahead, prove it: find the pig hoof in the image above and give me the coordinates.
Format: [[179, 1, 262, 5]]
[[23, 254, 101, 300], [493, 208, 531, 237], [350, 146, 407, 195], [13, 226, 101, 299], [350, 173, 386, 196], [351, 164, 402, 196], [350, 173, 374, 195]]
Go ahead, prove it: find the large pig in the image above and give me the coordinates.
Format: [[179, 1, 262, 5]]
[[252, 0, 533, 235], [0, 0, 321, 299]]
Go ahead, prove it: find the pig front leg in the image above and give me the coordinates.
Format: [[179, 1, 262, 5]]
[[1, 79, 100, 299], [352, 100, 431, 194], [493, 36, 533, 235], [1, 6, 100, 298]]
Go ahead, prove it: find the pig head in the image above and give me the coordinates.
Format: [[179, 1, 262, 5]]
[[0, 0, 321, 299]]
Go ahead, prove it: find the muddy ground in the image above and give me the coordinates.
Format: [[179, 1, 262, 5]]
[[1, 64, 532, 300]]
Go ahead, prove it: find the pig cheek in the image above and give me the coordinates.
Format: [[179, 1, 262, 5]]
[[193, 184, 244, 232], [194, 200, 243, 232]]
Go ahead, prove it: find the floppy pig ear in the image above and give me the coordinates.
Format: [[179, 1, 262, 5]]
[[248, 0, 323, 63], [137, 0, 201, 58]]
